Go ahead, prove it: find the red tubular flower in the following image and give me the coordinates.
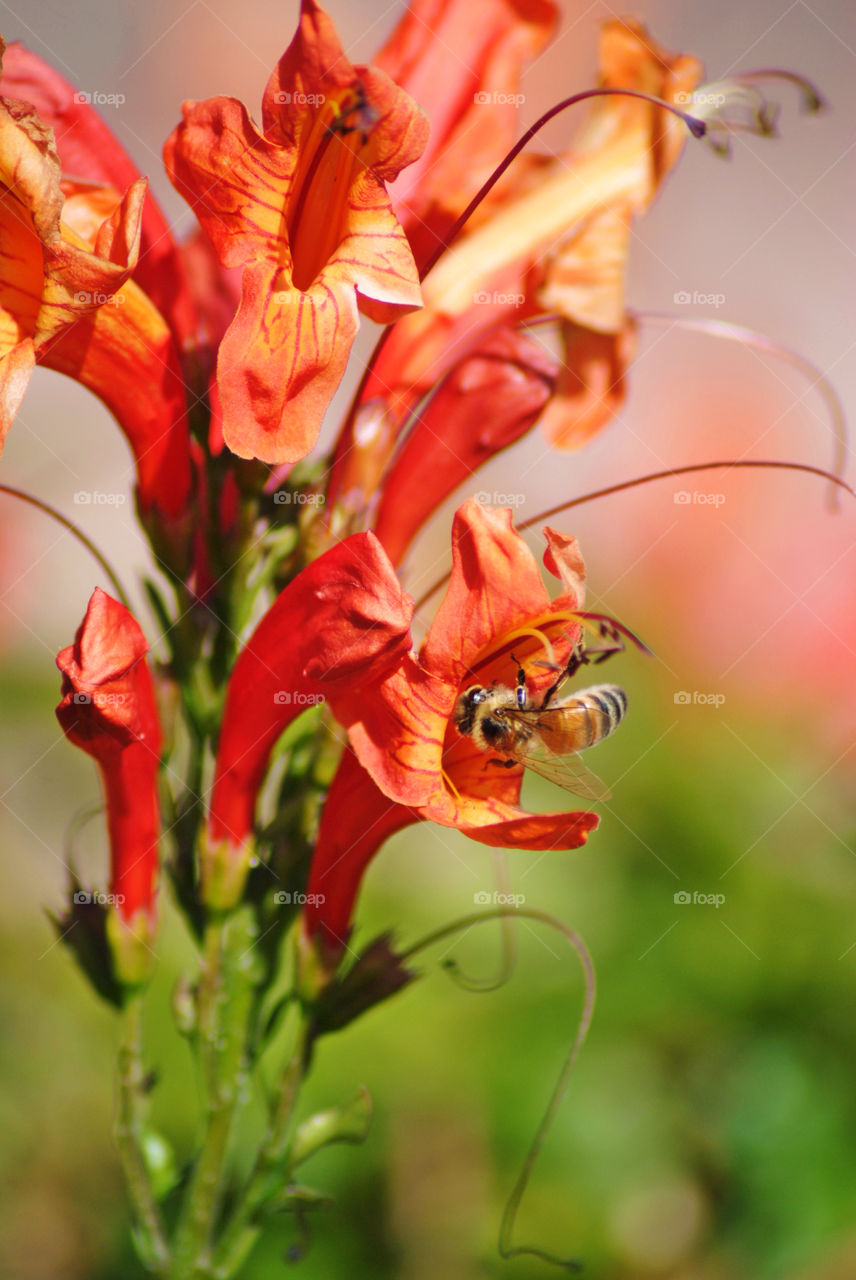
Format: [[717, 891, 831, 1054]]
[[206, 532, 414, 908], [0, 40, 198, 353], [303, 499, 603, 960], [302, 747, 417, 958], [375, 0, 558, 270], [0, 41, 192, 524], [163, 0, 428, 465], [327, 18, 697, 508], [361, 20, 700, 438], [364, 328, 558, 564], [56, 588, 162, 982]]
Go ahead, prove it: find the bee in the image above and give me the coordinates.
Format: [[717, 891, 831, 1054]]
[[452, 646, 628, 802]]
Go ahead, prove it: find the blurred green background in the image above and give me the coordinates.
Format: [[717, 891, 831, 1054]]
[[1, 0, 855, 1276]]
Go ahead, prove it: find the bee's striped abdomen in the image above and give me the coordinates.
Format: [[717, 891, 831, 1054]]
[[568, 684, 627, 748]]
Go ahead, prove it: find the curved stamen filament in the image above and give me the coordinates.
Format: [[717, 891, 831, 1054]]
[[517, 459, 855, 532], [0, 484, 131, 608], [411, 461, 854, 613], [634, 312, 848, 509], [418, 88, 705, 280], [732, 68, 826, 113], [339, 87, 705, 453]]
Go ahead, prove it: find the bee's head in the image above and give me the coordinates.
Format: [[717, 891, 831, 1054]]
[[452, 684, 488, 736]]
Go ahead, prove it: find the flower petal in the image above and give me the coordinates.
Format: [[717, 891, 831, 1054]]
[[369, 328, 558, 564], [164, 1, 427, 464], [421, 499, 551, 685], [537, 321, 636, 450], [42, 279, 193, 520], [56, 589, 162, 923], [303, 747, 416, 951], [209, 532, 414, 848], [215, 263, 358, 464], [0, 41, 197, 350], [376, 0, 558, 269]]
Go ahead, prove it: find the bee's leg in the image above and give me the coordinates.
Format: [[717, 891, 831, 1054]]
[[486, 758, 517, 770], [538, 647, 585, 710], [510, 653, 527, 709]]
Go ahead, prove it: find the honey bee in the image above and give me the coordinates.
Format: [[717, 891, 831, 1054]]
[[452, 647, 628, 802]]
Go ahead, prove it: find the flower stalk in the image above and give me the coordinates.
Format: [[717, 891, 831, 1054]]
[[116, 995, 170, 1273]]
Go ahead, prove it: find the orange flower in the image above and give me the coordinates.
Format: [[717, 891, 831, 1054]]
[[362, 20, 701, 444], [0, 39, 198, 353], [304, 499, 606, 956], [375, 0, 558, 271], [0, 39, 192, 521], [163, 0, 428, 465]]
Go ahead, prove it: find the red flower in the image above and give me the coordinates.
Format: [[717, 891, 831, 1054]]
[[366, 19, 699, 438], [205, 532, 414, 908], [56, 589, 162, 980], [327, 18, 699, 511], [0, 39, 193, 524], [303, 499, 605, 958], [368, 328, 558, 564], [375, 0, 559, 271], [0, 39, 198, 352], [164, 0, 428, 465]]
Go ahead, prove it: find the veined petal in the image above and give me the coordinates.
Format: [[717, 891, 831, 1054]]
[[0, 338, 33, 448], [164, 97, 292, 270], [422, 499, 552, 685], [164, 1, 427, 464], [458, 807, 598, 848], [0, 41, 197, 351], [215, 263, 357, 464]]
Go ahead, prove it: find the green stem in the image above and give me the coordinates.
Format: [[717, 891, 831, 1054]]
[[210, 1016, 314, 1279], [169, 913, 258, 1279], [116, 995, 170, 1274]]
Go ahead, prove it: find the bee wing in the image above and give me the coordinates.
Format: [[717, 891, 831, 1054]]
[[518, 737, 612, 802]]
